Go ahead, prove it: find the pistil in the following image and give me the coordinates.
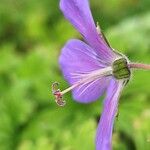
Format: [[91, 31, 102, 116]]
[[52, 66, 112, 106]]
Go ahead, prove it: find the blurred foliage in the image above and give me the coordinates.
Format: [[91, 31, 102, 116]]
[[0, 0, 150, 150]]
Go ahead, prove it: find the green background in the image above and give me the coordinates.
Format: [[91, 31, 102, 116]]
[[0, 0, 150, 149]]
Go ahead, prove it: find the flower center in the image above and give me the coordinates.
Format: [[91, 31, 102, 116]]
[[112, 58, 131, 80]]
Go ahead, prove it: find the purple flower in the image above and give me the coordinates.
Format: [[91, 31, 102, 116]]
[[52, 0, 131, 149]]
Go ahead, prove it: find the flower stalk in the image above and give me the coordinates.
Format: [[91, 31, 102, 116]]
[[129, 63, 150, 70]]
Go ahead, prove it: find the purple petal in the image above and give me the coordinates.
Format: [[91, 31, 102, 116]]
[[96, 79, 124, 150], [60, 0, 117, 62], [72, 77, 110, 103], [59, 39, 109, 103]]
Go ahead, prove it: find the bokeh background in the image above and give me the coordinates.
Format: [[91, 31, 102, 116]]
[[0, 0, 150, 150]]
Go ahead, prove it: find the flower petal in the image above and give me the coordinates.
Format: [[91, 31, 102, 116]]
[[73, 77, 110, 103], [59, 39, 110, 103], [60, 0, 117, 62], [96, 79, 124, 150]]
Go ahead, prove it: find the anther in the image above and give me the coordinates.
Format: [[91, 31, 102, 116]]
[[52, 82, 66, 107]]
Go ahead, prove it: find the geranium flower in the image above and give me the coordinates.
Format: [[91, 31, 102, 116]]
[[52, 0, 150, 149]]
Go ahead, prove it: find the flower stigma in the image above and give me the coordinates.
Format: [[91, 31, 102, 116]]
[[52, 82, 66, 107]]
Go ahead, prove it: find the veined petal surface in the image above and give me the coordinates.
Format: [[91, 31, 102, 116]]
[[59, 39, 110, 102], [72, 77, 110, 103], [60, 0, 117, 62], [96, 79, 124, 150]]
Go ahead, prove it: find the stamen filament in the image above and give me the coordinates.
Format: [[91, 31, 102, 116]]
[[61, 84, 78, 95], [52, 66, 112, 106], [61, 66, 112, 95]]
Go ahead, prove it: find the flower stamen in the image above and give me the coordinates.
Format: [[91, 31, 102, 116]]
[[52, 67, 112, 106]]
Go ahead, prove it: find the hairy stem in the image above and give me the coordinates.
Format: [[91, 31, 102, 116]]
[[129, 63, 150, 70]]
